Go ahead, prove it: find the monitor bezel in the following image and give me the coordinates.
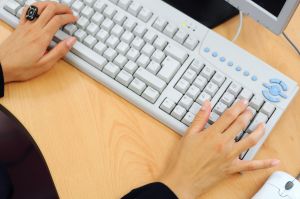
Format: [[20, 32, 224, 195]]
[[225, 0, 300, 34]]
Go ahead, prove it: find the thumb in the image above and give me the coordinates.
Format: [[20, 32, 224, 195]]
[[38, 37, 76, 68], [189, 100, 211, 134]]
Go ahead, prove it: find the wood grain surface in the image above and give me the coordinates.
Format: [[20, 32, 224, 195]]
[[0, 6, 300, 199]]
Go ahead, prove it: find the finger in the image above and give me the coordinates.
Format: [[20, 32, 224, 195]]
[[233, 123, 265, 156], [38, 37, 76, 67], [20, 5, 29, 25], [224, 109, 253, 139], [210, 99, 248, 134], [23, 2, 55, 24], [44, 14, 77, 35], [232, 159, 280, 173], [189, 101, 211, 134], [36, 2, 72, 27]]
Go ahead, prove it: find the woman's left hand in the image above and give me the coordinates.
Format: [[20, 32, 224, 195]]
[[0, 2, 77, 83]]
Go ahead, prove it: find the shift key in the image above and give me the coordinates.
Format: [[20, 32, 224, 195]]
[[164, 44, 188, 64], [158, 56, 181, 83]]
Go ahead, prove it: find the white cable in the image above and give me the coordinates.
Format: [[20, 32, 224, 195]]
[[232, 11, 243, 42]]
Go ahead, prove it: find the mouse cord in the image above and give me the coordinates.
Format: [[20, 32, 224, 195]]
[[282, 31, 300, 56], [232, 11, 243, 42]]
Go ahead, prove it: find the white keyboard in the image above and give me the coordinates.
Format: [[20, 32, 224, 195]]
[[1, 0, 298, 160]]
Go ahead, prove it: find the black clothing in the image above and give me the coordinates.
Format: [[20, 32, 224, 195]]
[[0, 63, 4, 98], [122, 182, 178, 199]]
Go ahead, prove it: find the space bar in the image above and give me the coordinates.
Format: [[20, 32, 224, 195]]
[[53, 30, 107, 70]]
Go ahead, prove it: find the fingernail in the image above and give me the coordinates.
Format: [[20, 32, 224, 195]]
[[201, 100, 210, 111], [66, 37, 76, 49], [271, 159, 280, 166]]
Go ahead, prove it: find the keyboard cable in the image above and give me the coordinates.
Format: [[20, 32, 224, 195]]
[[232, 11, 243, 42], [282, 31, 300, 56]]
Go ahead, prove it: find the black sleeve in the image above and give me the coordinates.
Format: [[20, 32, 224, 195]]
[[121, 182, 178, 199], [0, 63, 4, 98]]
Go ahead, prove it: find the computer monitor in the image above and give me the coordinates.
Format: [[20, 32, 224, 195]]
[[225, 0, 300, 34]]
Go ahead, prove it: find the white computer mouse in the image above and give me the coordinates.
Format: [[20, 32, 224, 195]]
[[252, 171, 300, 199]]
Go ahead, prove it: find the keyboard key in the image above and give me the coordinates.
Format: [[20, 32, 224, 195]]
[[193, 76, 207, 91], [211, 73, 226, 87], [103, 48, 118, 61], [160, 98, 176, 114], [201, 66, 215, 80], [182, 69, 197, 84], [246, 112, 268, 133], [91, 13, 105, 25], [136, 54, 150, 68], [196, 92, 211, 105], [124, 61, 138, 74], [175, 79, 190, 94], [81, 6, 94, 19], [128, 2, 142, 16], [174, 30, 188, 44], [171, 105, 187, 120], [123, 18, 137, 31], [163, 24, 178, 38], [121, 31, 135, 44], [86, 23, 100, 36], [129, 78, 146, 95], [62, 0, 75, 6], [63, 24, 78, 35], [250, 96, 265, 111], [83, 35, 97, 48], [101, 18, 114, 32], [93, 42, 107, 55], [131, 37, 145, 50], [158, 56, 181, 83], [113, 12, 127, 25], [184, 35, 199, 50], [116, 70, 133, 86], [72, 0, 84, 12], [118, 0, 131, 10], [186, 85, 200, 100], [103, 63, 120, 78], [74, 29, 87, 42], [134, 67, 167, 93], [94, 0, 107, 13], [238, 89, 253, 101], [182, 112, 195, 126], [144, 31, 158, 44], [133, 24, 147, 37], [116, 42, 130, 55], [106, 35, 120, 48], [190, 59, 205, 74], [77, 16, 89, 29], [126, 48, 140, 61], [111, 24, 125, 37], [137, 8, 153, 22], [260, 102, 275, 118], [83, 0, 96, 6], [164, 44, 188, 64], [147, 61, 161, 74], [142, 87, 160, 103], [189, 102, 201, 115], [228, 82, 242, 97], [141, 43, 155, 57], [103, 6, 117, 19], [151, 49, 166, 64], [213, 102, 227, 115], [204, 82, 219, 97], [113, 54, 128, 68], [153, 18, 168, 32], [4, 1, 21, 15], [220, 92, 235, 107], [96, 29, 109, 42], [153, 37, 168, 50], [179, 95, 194, 110]]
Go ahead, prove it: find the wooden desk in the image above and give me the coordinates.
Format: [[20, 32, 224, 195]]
[[1, 7, 300, 199]]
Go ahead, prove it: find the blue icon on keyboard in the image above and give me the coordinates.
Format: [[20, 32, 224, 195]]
[[262, 79, 289, 102]]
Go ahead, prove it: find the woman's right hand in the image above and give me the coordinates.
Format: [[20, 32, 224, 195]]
[[159, 100, 280, 199]]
